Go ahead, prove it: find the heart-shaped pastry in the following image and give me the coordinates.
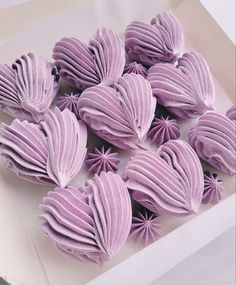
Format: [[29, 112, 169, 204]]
[[78, 73, 156, 149], [53, 28, 125, 90], [40, 171, 132, 264], [147, 52, 215, 118], [189, 111, 236, 175], [125, 13, 184, 67], [123, 140, 204, 216], [0, 53, 59, 122]]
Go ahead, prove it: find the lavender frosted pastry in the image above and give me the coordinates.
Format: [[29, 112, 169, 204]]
[[147, 52, 215, 118], [189, 111, 236, 175], [57, 92, 80, 118], [53, 28, 125, 90], [86, 146, 120, 175], [130, 211, 161, 244], [148, 116, 180, 147], [125, 13, 184, 67], [124, 62, 148, 78], [226, 104, 236, 121], [202, 171, 223, 204], [40, 171, 132, 264], [0, 53, 59, 122], [124, 140, 204, 216], [78, 73, 156, 149]]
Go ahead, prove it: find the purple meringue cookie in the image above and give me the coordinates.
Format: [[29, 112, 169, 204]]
[[41, 107, 87, 187], [130, 211, 161, 244], [147, 52, 215, 118], [123, 62, 148, 78], [40, 171, 132, 264], [226, 104, 236, 121], [53, 28, 125, 90], [57, 92, 80, 118], [148, 116, 180, 147], [202, 171, 223, 204], [86, 146, 120, 175], [189, 111, 236, 175], [0, 53, 59, 122], [78, 73, 156, 150], [124, 140, 204, 216], [125, 13, 184, 67]]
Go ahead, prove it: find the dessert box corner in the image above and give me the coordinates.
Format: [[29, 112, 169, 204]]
[[0, 0, 235, 285]]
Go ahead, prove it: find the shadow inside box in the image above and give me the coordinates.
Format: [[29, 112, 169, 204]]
[[0, 277, 11, 285]]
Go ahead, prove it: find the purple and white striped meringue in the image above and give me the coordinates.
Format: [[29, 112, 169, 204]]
[[41, 107, 87, 187], [123, 62, 148, 78], [202, 171, 223, 204], [57, 92, 80, 118], [0, 53, 59, 122], [125, 13, 184, 67], [40, 171, 132, 264], [78, 73, 156, 150], [226, 104, 236, 121], [189, 111, 236, 175], [147, 52, 215, 118], [53, 28, 125, 90], [124, 140, 204, 216]]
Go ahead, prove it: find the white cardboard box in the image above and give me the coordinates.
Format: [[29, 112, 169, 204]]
[[0, 1, 235, 284]]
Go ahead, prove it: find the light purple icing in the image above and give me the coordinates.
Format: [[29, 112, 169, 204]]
[[147, 52, 215, 118], [226, 104, 236, 121], [0, 53, 59, 122], [53, 28, 125, 90], [78, 73, 156, 150], [188, 111, 236, 175], [123, 140, 204, 216], [57, 92, 80, 118], [148, 116, 180, 147], [202, 171, 223, 204], [123, 62, 148, 78], [40, 171, 132, 264], [86, 146, 120, 175], [125, 13, 184, 67], [130, 211, 161, 244]]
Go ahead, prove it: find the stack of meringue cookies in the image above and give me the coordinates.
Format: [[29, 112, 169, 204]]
[[0, 13, 235, 264]]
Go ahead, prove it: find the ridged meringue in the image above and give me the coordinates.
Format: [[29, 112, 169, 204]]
[[0, 53, 59, 122], [148, 116, 180, 147], [53, 28, 125, 90], [78, 73, 156, 149], [86, 146, 120, 175], [130, 211, 161, 244], [147, 52, 215, 118], [123, 62, 148, 78], [226, 104, 236, 121], [40, 107, 87, 187], [202, 171, 223, 204], [189, 111, 236, 175], [124, 140, 204, 216], [40, 171, 132, 264], [125, 13, 184, 67], [57, 92, 80, 118]]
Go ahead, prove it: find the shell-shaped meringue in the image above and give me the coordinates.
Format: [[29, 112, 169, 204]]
[[57, 92, 80, 118], [40, 171, 132, 264], [226, 104, 236, 121], [147, 52, 215, 118], [0, 119, 51, 185], [123, 140, 204, 216], [188, 111, 236, 175], [202, 171, 223, 204], [53, 28, 125, 90], [78, 73, 156, 149], [86, 146, 120, 175], [148, 116, 180, 147], [123, 62, 148, 78], [125, 13, 184, 67], [40, 107, 87, 187], [0, 53, 59, 122]]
